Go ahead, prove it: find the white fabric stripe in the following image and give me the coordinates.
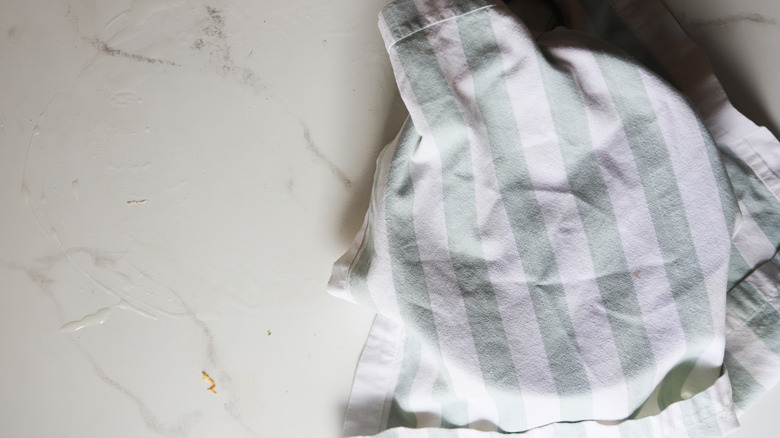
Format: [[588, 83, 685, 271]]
[[639, 68, 734, 281], [490, 10, 596, 416], [408, 340, 444, 427], [345, 375, 739, 437], [345, 122, 407, 433], [659, 371, 735, 438], [536, 425, 557, 438], [413, 0, 460, 24], [733, 200, 777, 268], [649, 415, 665, 438], [567, 47, 687, 387], [368, 129, 404, 320], [714, 396, 740, 435], [503, 37, 628, 418], [389, 38, 500, 427], [358, 144, 401, 311], [726, 315, 780, 390], [425, 8, 566, 428], [377, 11, 395, 51], [745, 259, 780, 312], [742, 127, 780, 198], [340, 124, 407, 437], [585, 421, 621, 438], [746, 126, 780, 179], [409, 133, 500, 426], [329, 142, 396, 306], [327, 208, 369, 304], [381, 0, 494, 51], [416, 9, 522, 427], [638, 69, 731, 377], [370, 64, 439, 431], [385, 54, 457, 419], [384, 43, 426, 158], [665, 403, 690, 438], [343, 315, 405, 436]]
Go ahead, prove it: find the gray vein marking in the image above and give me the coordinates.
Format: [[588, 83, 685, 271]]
[[81, 347, 201, 437], [300, 123, 352, 188], [90, 38, 179, 66], [687, 13, 777, 28]]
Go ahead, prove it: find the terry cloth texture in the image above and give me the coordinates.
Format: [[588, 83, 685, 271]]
[[328, 0, 780, 436]]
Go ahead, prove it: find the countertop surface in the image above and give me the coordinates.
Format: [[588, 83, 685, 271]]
[[1, 1, 778, 437]]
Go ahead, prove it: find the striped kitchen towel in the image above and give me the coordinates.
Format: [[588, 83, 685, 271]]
[[328, 0, 780, 436]]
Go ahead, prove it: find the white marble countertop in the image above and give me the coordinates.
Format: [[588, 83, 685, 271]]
[[1, 1, 778, 437]]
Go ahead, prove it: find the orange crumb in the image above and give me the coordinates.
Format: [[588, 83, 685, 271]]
[[202, 371, 217, 394]]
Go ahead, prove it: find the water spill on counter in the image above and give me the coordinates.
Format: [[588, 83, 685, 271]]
[[60, 306, 111, 332], [59, 299, 156, 332]]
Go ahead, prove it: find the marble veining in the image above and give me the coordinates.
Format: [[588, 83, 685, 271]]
[[89, 37, 179, 66], [686, 12, 778, 28], [191, 6, 263, 90], [301, 122, 353, 188], [80, 344, 204, 438]]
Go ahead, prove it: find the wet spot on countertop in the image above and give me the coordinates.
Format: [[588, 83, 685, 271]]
[[110, 91, 143, 108], [59, 306, 112, 332], [106, 161, 153, 173]]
